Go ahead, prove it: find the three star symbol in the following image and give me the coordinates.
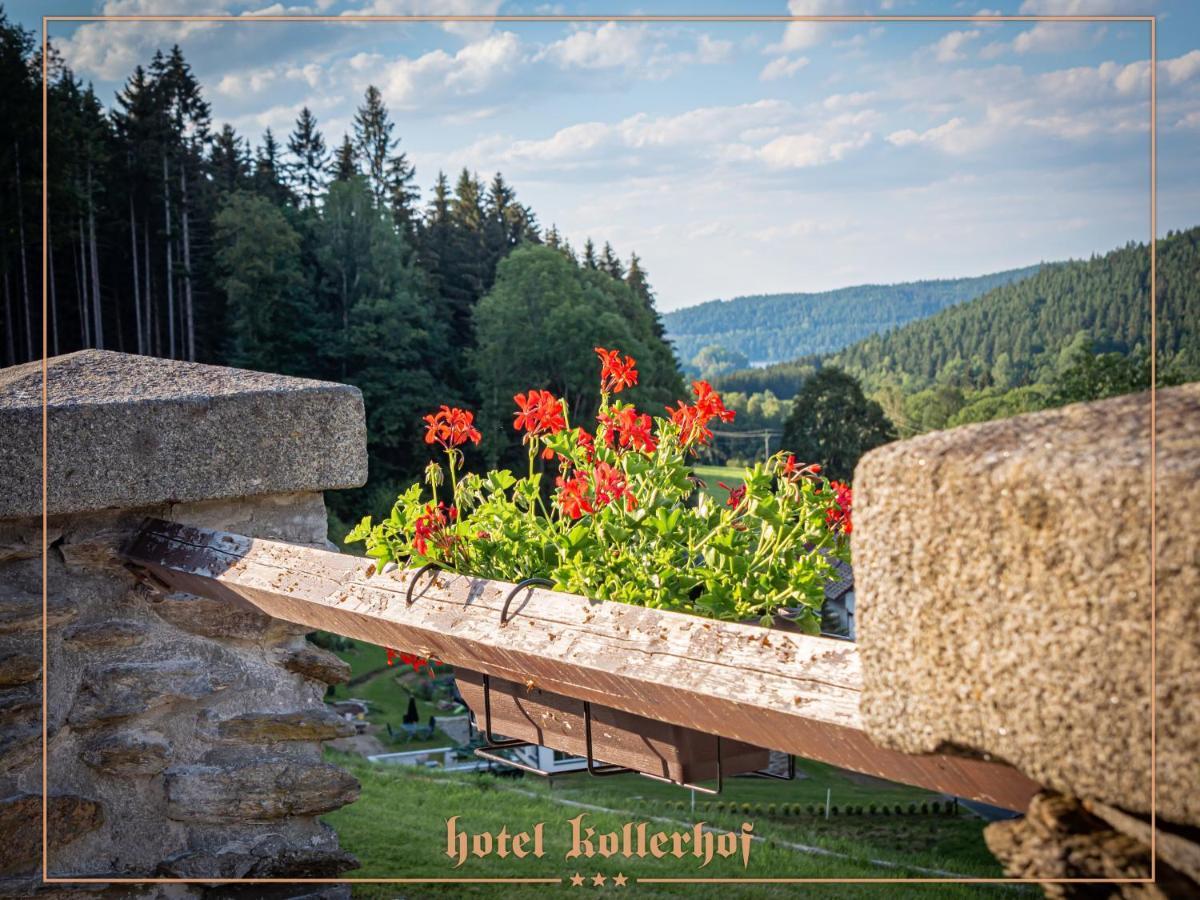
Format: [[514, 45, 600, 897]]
[[568, 872, 628, 887]]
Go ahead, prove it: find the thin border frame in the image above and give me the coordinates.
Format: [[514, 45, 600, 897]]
[[37, 8, 1156, 897]]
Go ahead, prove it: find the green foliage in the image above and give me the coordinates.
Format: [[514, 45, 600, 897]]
[[827, 230, 1198, 394], [665, 266, 1041, 366], [472, 245, 683, 465], [348, 364, 851, 624], [686, 344, 750, 379], [213, 191, 315, 376], [782, 368, 896, 482]]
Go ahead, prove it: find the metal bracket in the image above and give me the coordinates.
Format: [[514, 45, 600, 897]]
[[471, 673, 628, 777], [405, 562, 440, 606], [499, 577, 553, 625]]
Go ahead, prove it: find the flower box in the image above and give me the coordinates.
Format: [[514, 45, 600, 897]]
[[455, 669, 769, 783], [123, 517, 1042, 810]]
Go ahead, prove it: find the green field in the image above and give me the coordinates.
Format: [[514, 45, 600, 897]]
[[326, 640, 464, 751], [692, 465, 746, 502], [322, 752, 1016, 899]]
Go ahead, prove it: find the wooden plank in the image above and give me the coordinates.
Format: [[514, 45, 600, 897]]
[[455, 671, 770, 783], [122, 518, 1041, 810]]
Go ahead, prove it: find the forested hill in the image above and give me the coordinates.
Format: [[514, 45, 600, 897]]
[[663, 265, 1042, 366], [715, 227, 1199, 404], [828, 227, 1198, 391]]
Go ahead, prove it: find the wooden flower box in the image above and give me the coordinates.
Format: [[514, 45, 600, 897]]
[[122, 518, 1041, 809], [455, 669, 769, 783]]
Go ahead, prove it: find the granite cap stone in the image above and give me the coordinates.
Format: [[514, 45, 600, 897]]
[[854, 382, 1197, 826], [0, 351, 368, 518]]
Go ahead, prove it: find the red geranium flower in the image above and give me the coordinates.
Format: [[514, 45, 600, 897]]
[[513, 390, 566, 459], [423, 406, 482, 450], [599, 406, 658, 454], [691, 380, 735, 425], [781, 455, 821, 481], [412, 502, 457, 556], [825, 481, 853, 535], [386, 648, 435, 675], [555, 470, 595, 520], [593, 461, 635, 510], [666, 382, 735, 449], [718, 482, 746, 508], [595, 347, 638, 394]]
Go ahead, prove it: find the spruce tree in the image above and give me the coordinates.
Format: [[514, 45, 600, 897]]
[[600, 241, 624, 280], [254, 128, 292, 206], [330, 133, 357, 182], [210, 124, 249, 194], [582, 238, 597, 270], [286, 106, 328, 209]]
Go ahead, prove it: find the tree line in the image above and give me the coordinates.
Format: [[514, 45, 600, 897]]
[[664, 264, 1041, 368], [0, 9, 681, 515], [716, 227, 1198, 437]]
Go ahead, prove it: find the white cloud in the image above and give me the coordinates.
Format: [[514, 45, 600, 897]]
[[758, 130, 872, 168], [689, 34, 734, 65], [767, 0, 854, 53], [1163, 49, 1200, 85], [376, 31, 521, 108], [823, 91, 874, 110], [539, 22, 645, 70], [887, 117, 967, 150], [759, 56, 810, 81], [933, 30, 979, 63]]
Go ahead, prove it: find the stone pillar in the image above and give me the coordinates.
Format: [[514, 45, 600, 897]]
[[0, 351, 369, 894], [854, 384, 1199, 895]]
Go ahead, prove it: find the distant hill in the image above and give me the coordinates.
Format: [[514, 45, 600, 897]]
[[663, 265, 1043, 367], [715, 226, 1199, 401]]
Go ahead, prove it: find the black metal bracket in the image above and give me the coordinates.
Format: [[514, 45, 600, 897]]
[[405, 562, 440, 606], [639, 735, 724, 795], [499, 577, 553, 625], [471, 673, 628, 777], [469, 670, 734, 792]]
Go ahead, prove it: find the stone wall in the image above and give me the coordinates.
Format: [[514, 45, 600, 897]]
[[0, 351, 368, 896], [855, 383, 1199, 894]]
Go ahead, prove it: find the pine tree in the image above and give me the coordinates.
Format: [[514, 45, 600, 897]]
[[353, 85, 397, 210], [254, 128, 293, 205], [210, 123, 250, 194], [600, 241, 624, 280], [286, 106, 328, 209], [330, 134, 357, 183], [625, 252, 664, 338]]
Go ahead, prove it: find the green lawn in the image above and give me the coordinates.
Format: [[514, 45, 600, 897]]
[[692, 465, 746, 502], [326, 641, 465, 751], [323, 753, 1018, 899]]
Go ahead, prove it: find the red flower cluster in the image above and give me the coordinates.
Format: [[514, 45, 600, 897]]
[[595, 347, 638, 394], [600, 405, 658, 454], [666, 380, 736, 446], [825, 481, 853, 535], [718, 481, 747, 509], [412, 502, 457, 556], [386, 648, 435, 675], [781, 455, 821, 481], [555, 461, 635, 520], [513, 390, 566, 459], [423, 406, 481, 451]]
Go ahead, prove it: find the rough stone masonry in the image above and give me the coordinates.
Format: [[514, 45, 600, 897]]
[[0, 351, 368, 897], [855, 383, 1199, 895]]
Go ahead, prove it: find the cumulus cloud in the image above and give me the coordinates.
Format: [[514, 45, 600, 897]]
[[376, 30, 522, 108], [932, 30, 979, 63], [759, 56, 810, 81], [538, 22, 646, 70], [757, 130, 872, 168], [767, 0, 854, 54]]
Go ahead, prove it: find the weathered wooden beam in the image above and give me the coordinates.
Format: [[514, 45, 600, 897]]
[[122, 518, 1040, 810]]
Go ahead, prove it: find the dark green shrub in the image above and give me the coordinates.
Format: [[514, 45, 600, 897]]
[[767, 804, 776, 816], [908, 803, 917, 815], [921, 803, 929, 815], [868, 804, 876, 815]]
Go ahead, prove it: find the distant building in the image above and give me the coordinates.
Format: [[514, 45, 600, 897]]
[[820, 557, 856, 640]]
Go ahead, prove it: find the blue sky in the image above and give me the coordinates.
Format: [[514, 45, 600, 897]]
[[13, 1, 1199, 310]]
